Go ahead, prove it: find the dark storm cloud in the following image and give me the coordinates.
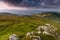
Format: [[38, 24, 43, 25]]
[[3, 0, 47, 7], [3, 0, 41, 7], [3, 0, 23, 6], [4, 0, 22, 4], [2, 0, 60, 7]]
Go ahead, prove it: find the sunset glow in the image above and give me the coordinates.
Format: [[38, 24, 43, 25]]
[[0, 1, 27, 10]]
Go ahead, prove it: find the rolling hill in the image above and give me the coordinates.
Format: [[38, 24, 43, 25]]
[[0, 12, 60, 40]]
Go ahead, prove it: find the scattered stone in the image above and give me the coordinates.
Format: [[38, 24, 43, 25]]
[[7, 23, 60, 40], [31, 36, 41, 40], [43, 31, 50, 35], [37, 31, 41, 34], [26, 32, 31, 38], [36, 24, 58, 35], [9, 34, 18, 40], [37, 26, 47, 32], [25, 24, 59, 40]]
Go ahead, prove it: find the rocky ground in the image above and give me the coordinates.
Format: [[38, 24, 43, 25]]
[[9, 24, 60, 40]]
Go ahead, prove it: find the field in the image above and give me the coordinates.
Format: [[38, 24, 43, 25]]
[[0, 12, 60, 40]]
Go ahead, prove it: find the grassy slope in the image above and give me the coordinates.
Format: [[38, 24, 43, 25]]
[[0, 12, 60, 40]]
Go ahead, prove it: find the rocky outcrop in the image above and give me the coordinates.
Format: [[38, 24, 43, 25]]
[[9, 34, 19, 40], [23, 24, 60, 40], [9, 24, 60, 40]]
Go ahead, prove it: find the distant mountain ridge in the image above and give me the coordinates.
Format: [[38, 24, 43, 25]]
[[0, 12, 60, 17], [0, 12, 18, 16], [31, 12, 60, 17]]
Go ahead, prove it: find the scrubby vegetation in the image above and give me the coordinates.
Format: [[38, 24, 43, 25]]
[[0, 12, 60, 40]]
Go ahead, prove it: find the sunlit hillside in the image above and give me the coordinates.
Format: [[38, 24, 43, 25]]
[[0, 12, 60, 40]]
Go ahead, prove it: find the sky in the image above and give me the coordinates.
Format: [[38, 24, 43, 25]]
[[0, 0, 60, 10], [0, 0, 60, 14], [0, 0, 27, 10]]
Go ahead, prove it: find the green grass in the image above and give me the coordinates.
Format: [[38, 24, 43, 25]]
[[0, 12, 60, 40]]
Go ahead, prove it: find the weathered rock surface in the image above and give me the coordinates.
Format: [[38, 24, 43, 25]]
[[23, 24, 60, 40]]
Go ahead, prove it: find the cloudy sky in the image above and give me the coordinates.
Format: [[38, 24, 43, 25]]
[[0, 0, 60, 14], [0, 0, 28, 10], [0, 0, 60, 10]]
